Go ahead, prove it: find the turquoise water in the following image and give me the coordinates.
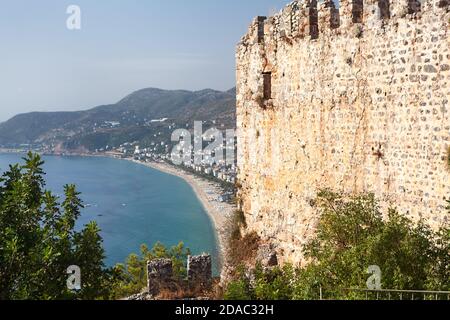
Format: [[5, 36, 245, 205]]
[[0, 153, 219, 272]]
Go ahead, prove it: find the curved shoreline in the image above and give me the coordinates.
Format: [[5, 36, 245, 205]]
[[0, 150, 232, 268], [126, 159, 233, 267]]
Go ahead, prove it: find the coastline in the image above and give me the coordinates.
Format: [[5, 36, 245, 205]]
[[126, 159, 234, 267], [0, 150, 233, 267]]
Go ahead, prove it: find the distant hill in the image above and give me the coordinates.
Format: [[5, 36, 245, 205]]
[[0, 87, 236, 152]]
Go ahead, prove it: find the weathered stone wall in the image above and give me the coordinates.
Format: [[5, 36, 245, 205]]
[[187, 254, 212, 286], [146, 255, 213, 297], [236, 0, 450, 265], [147, 258, 174, 295]]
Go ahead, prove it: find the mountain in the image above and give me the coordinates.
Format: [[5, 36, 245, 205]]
[[0, 87, 236, 152]]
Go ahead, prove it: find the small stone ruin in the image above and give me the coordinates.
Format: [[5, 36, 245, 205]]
[[147, 258, 175, 295], [187, 254, 212, 289], [146, 254, 212, 297]]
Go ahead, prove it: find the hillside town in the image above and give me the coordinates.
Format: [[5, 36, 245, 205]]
[[131, 145, 237, 185], [0, 113, 238, 190]]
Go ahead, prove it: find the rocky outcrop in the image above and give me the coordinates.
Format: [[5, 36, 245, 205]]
[[256, 244, 278, 267]]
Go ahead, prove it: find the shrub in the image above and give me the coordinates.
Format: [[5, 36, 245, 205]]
[[0, 152, 114, 300], [225, 264, 298, 300], [234, 210, 247, 228], [227, 231, 260, 272], [223, 264, 253, 301], [223, 191, 450, 300], [305, 191, 449, 295], [225, 209, 259, 271], [252, 264, 296, 300]]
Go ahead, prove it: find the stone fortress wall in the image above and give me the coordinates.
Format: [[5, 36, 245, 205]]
[[236, 0, 449, 264]]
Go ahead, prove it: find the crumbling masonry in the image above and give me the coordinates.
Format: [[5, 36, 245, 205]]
[[147, 254, 212, 296], [236, 0, 450, 265]]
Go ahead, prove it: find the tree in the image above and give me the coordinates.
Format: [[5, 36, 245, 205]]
[[224, 191, 450, 300], [0, 152, 113, 300], [299, 191, 449, 298]]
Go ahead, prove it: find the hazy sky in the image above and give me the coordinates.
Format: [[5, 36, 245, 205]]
[[0, 0, 288, 121]]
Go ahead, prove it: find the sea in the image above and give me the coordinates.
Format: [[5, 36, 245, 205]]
[[0, 153, 219, 272]]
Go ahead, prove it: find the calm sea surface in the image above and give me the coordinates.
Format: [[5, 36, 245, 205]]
[[0, 153, 219, 272]]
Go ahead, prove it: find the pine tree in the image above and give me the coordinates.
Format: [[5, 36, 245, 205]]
[[0, 152, 114, 300]]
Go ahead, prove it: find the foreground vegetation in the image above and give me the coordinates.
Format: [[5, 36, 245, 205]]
[[1, 153, 448, 300], [0, 152, 112, 299], [224, 191, 450, 300], [0, 152, 190, 300]]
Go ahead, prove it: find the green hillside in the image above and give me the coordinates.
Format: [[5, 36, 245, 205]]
[[0, 87, 236, 152]]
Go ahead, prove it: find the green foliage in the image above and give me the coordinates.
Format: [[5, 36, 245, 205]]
[[303, 191, 449, 296], [229, 210, 246, 241], [447, 146, 450, 170], [0, 152, 114, 300], [0, 88, 236, 150], [227, 230, 260, 275], [223, 209, 260, 283], [224, 191, 450, 300], [224, 264, 296, 300], [252, 264, 296, 300], [223, 265, 253, 300], [110, 242, 191, 299], [234, 210, 247, 229]]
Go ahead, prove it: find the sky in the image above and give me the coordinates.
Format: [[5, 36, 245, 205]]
[[0, 0, 288, 122]]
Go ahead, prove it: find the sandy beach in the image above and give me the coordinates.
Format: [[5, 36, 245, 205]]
[[128, 159, 235, 265]]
